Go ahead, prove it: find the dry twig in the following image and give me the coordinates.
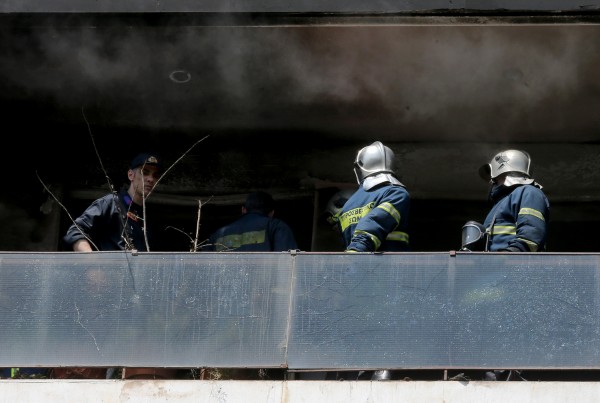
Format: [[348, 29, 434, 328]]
[[42, 107, 210, 252], [35, 172, 100, 251]]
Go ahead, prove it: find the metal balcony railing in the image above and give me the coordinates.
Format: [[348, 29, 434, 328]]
[[1, 251, 599, 370]]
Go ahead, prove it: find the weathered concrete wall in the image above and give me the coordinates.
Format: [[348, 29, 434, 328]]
[[1, 380, 600, 403]]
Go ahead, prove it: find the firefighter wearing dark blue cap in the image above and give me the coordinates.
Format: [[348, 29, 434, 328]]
[[333, 141, 410, 252], [63, 152, 164, 252], [478, 149, 550, 252], [59, 152, 180, 380]]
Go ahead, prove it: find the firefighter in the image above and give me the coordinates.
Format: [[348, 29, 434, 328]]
[[329, 141, 410, 382], [470, 149, 550, 382], [333, 141, 410, 252], [60, 152, 182, 380], [478, 149, 550, 252], [204, 191, 298, 252], [63, 152, 164, 252]]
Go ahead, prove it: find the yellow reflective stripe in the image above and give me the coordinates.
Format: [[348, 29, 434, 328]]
[[518, 238, 539, 252], [339, 202, 375, 231], [519, 207, 545, 221], [387, 231, 409, 243], [339, 201, 402, 231], [215, 230, 267, 251], [351, 230, 409, 249], [491, 225, 516, 235], [354, 229, 381, 250], [376, 202, 401, 224]]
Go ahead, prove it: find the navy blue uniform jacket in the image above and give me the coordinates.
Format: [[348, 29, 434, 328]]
[[63, 189, 153, 251], [207, 212, 298, 251], [483, 184, 550, 252], [337, 183, 410, 252]]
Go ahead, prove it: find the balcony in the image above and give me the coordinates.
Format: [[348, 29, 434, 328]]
[[1, 251, 600, 401]]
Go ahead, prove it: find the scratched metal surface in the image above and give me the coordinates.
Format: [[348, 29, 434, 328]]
[[288, 252, 600, 369], [0, 252, 292, 367], [1, 252, 600, 369]]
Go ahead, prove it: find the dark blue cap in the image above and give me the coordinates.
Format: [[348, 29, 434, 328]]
[[130, 153, 163, 171]]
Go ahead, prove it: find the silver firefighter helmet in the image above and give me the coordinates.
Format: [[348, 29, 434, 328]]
[[479, 150, 534, 186], [353, 141, 403, 190], [478, 149, 532, 182]]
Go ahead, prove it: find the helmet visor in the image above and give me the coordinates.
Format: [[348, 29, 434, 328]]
[[461, 221, 485, 250]]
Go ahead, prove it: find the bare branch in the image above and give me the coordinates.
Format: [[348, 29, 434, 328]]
[[165, 226, 194, 242], [193, 239, 211, 252], [210, 243, 235, 252], [191, 196, 213, 252], [36, 171, 100, 251], [146, 135, 209, 199], [193, 200, 202, 252], [141, 185, 150, 251], [82, 107, 116, 195], [141, 136, 209, 251], [81, 107, 210, 252], [165, 225, 208, 252], [82, 107, 135, 251], [165, 195, 212, 252]]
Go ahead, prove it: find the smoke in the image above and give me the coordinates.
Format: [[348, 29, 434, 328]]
[[0, 21, 598, 139]]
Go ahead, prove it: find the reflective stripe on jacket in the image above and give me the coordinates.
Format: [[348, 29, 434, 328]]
[[483, 184, 550, 252], [337, 183, 410, 252], [208, 212, 298, 252]]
